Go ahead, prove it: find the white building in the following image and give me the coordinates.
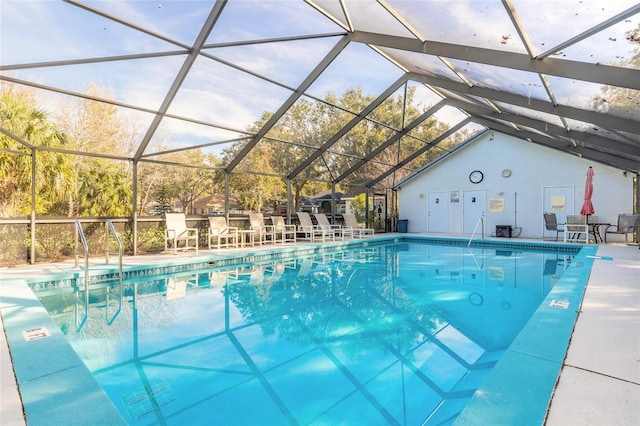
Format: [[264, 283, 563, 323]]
[[396, 131, 635, 241]]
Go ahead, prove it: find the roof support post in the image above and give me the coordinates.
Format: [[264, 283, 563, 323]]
[[365, 189, 370, 229], [30, 148, 36, 265], [132, 161, 138, 255], [331, 183, 336, 223], [224, 172, 230, 220], [286, 180, 292, 224], [636, 173, 640, 216]]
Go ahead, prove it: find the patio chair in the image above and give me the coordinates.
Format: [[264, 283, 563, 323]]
[[564, 215, 589, 244], [249, 213, 275, 245], [208, 216, 238, 249], [543, 213, 564, 241], [343, 213, 375, 238], [164, 213, 198, 254], [296, 212, 333, 242], [271, 216, 296, 244], [314, 213, 352, 240], [604, 214, 639, 244]]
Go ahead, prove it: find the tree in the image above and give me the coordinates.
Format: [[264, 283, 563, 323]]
[[77, 161, 132, 216], [149, 184, 173, 216], [56, 83, 137, 216], [0, 83, 73, 216]]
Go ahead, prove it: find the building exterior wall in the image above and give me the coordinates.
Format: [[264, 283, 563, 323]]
[[397, 132, 634, 240]]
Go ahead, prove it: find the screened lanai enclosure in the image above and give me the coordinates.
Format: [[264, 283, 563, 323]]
[[1, 0, 639, 264]]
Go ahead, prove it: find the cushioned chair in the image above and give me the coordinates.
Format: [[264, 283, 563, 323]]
[[164, 213, 198, 254], [543, 213, 564, 241], [604, 214, 639, 244]]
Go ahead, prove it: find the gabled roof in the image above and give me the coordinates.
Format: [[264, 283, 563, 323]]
[[394, 129, 490, 189], [2, 1, 638, 191]]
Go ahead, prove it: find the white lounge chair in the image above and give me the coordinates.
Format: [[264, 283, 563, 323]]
[[271, 216, 296, 244], [249, 213, 275, 245], [296, 212, 333, 242], [164, 213, 198, 254], [208, 216, 238, 249], [315, 213, 352, 240], [342, 213, 374, 238]]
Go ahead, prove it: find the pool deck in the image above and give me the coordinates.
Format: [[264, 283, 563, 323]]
[[1, 236, 638, 425]]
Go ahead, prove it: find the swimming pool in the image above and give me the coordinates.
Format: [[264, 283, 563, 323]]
[[25, 239, 589, 425]]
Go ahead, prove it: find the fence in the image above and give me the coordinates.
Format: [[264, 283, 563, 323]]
[[0, 215, 246, 266]]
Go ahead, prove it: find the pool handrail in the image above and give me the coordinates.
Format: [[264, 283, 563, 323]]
[[74, 220, 89, 331], [105, 220, 123, 284], [468, 215, 485, 247], [105, 220, 123, 325]]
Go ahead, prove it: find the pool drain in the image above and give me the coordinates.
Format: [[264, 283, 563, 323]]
[[121, 378, 176, 419]]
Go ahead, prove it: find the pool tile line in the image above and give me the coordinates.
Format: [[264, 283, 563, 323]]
[[9, 236, 581, 292]]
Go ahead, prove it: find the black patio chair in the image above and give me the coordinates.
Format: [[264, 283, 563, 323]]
[[604, 214, 639, 244], [543, 213, 564, 241]]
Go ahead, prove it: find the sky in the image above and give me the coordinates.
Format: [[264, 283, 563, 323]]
[[1, 0, 638, 155]]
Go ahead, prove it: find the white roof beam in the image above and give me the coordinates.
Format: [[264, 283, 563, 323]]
[[287, 75, 410, 180], [352, 31, 640, 90], [225, 35, 352, 173], [409, 73, 640, 134], [334, 99, 447, 183], [133, 0, 227, 162]]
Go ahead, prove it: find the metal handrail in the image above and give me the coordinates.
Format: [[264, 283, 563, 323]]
[[105, 220, 123, 325], [74, 220, 89, 332], [105, 220, 123, 272], [467, 215, 485, 247]]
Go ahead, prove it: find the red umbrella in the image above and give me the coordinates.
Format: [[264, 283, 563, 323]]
[[580, 166, 595, 216]]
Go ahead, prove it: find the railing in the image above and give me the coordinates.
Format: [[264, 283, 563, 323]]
[[105, 220, 123, 277], [467, 215, 485, 247], [74, 220, 89, 332], [105, 220, 123, 325]]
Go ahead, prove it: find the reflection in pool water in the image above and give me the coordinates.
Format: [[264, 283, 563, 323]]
[[34, 242, 574, 425]]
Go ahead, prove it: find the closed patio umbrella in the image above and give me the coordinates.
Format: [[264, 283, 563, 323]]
[[580, 166, 595, 217]]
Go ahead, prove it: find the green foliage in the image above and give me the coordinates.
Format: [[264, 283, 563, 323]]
[[77, 162, 132, 216], [149, 184, 174, 216], [349, 193, 370, 222], [0, 224, 28, 265], [34, 224, 73, 261], [0, 84, 73, 216]]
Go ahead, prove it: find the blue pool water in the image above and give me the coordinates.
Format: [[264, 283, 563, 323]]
[[33, 241, 578, 425]]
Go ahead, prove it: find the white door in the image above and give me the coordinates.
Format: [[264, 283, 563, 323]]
[[428, 192, 447, 232], [543, 186, 574, 237], [463, 190, 485, 234]]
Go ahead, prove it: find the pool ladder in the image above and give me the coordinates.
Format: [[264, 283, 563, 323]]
[[467, 215, 485, 247], [74, 220, 123, 331]]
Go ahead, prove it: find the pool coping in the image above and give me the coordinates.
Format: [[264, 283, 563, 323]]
[[0, 236, 592, 425]]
